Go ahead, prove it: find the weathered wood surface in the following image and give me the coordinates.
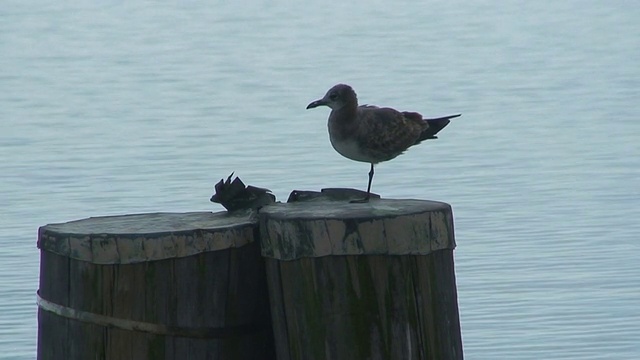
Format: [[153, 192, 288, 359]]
[[37, 211, 275, 360], [261, 199, 455, 259], [38, 211, 257, 264], [260, 199, 463, 360]]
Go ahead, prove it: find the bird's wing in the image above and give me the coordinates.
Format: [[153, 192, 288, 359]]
[[355, 106, 426, 161]]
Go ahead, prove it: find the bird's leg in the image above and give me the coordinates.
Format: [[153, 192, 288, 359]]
[[366, 163, 374, 196], [351, 163, 374, 203]]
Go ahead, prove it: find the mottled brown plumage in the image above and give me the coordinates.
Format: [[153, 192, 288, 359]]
[[307, 84, 460, 202], [352, 106, 427, 162]]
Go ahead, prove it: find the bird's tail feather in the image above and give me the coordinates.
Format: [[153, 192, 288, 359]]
[[417, 114, 461, 142], [425, 114, 461, 122]]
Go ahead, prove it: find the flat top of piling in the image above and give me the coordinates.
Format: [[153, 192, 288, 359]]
[[260, 198, 451, 221], [38, 211, 258, 264], [41, 211, 255, 236], [260, 198, 455, 259]]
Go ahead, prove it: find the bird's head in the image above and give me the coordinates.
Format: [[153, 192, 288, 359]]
[[306, 84, 357, 111]]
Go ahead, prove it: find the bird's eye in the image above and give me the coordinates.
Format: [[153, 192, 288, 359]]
[[329, 93, 338, 101]]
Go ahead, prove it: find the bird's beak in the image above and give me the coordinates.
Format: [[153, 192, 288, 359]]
[[306, 99, 326, 109]]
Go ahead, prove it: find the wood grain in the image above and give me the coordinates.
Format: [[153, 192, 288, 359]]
[[37, 211, 275, 360], [260, 199, 462, 360]]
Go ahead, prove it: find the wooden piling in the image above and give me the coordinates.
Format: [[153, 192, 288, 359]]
[[259, 199, 463, 360], [37, 211, 275, 360]]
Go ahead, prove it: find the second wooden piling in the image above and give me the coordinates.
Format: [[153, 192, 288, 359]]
[[260, 199, 463, 360]]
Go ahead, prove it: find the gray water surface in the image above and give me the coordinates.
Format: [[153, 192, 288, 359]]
[[1, 1, 639, 359]]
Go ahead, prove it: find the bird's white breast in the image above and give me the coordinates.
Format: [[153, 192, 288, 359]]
[[329, 135, 374, 163]]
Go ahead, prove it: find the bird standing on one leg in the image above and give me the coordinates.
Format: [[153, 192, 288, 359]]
[[306, 84, 460, 202]]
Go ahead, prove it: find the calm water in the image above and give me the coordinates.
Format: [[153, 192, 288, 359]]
[[1, 1, 639, 359]]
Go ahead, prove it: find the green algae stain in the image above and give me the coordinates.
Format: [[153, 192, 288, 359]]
[[147, 336, 165, 359]]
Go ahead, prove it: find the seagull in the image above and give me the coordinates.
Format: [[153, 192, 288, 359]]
[[306, 84, 460, 202]]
